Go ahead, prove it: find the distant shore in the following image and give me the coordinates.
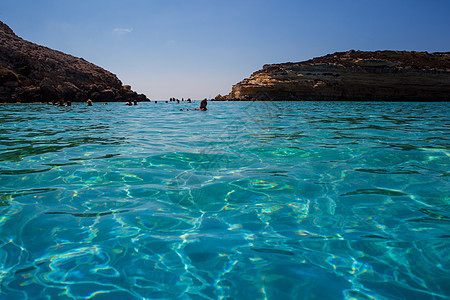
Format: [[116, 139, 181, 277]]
[[224, 50, 450, 102], [2, 21, 449, 104]]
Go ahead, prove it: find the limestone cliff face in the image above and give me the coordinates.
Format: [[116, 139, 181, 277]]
[[0, 21, 149, 103], [228, 50, 450, 101]]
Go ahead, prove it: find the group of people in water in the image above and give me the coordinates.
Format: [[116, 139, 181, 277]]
[[125, 100, 139, 106], [47, 98, 208, 111], [169, 98, 192, 103], [47, 99, 72, 107], [178, 98, 207, 111], [129, 97, 208, 111]]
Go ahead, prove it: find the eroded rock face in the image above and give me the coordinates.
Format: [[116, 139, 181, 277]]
[[0, 21, 149, 103], [228, 50, 450, 101]]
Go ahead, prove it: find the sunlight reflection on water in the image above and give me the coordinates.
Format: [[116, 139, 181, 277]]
[[0, 101, 449, 299]]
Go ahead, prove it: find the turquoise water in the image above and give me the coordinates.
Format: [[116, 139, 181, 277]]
[[0, 101, 449, 299]]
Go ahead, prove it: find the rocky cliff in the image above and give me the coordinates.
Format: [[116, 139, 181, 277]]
[[227, 50, 450, 101], [0, 21, 149, 103]]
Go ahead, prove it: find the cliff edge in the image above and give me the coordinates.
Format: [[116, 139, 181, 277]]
[[227, 50, 450, 101], [0, 21, 149, 103]]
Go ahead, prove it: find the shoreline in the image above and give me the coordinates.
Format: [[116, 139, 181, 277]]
[[1, 99, 449, 105]]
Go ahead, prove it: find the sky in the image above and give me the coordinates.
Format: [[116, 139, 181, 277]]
[[1, 0, 449, 100]]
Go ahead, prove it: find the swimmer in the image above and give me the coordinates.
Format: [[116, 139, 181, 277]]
[[194, 99, 208, 111]]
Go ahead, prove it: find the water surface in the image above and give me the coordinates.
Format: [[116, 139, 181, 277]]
[[0, 101, 449, 299]]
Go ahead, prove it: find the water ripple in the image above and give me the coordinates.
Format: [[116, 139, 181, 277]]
[[0, 102, 449, 299]]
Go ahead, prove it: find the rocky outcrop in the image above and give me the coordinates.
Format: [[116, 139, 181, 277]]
[[228, 50, 450, 101], [0, 21, 149, 103]]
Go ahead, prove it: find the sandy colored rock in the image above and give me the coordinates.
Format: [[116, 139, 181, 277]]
[[228, 50, 450, 101]]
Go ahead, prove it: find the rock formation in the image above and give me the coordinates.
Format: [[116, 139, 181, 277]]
[[228, 50, 450, 101], [0, 21, 149, 103]]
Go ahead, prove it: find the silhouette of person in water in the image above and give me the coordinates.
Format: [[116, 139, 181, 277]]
[[87, 99, 93, 106], [195, 99, 207, 111], [59, 99, 71, 107], [126, 101, 132, 106]]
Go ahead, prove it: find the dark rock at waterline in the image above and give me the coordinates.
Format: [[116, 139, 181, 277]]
[[227, 50, 450, 101], [0, 20, 149, 103]]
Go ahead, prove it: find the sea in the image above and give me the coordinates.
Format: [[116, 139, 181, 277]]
[[0, 101, 449, 299]]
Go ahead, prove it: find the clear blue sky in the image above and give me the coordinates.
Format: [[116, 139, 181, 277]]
[[2, 0, 449, 100]]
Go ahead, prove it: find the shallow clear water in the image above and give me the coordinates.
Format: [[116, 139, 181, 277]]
[[0, 101, 449, 299]]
